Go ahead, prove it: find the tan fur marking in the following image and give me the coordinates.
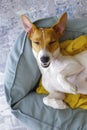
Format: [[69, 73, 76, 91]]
[[30, 28, 59, 53]]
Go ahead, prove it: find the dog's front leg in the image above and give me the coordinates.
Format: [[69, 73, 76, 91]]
[[43, 92, 68, 109], [57, 62, 84, 94]]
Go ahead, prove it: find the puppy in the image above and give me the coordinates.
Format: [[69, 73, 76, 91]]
[[21, 13, 87, 109]]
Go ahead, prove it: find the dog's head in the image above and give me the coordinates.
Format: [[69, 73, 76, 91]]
[[21, 13, 67, 68]]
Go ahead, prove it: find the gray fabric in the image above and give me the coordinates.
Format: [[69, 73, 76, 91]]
[[4, 17, 87, 130]]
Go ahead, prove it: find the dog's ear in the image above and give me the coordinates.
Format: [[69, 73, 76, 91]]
[[21, 15, 37, 36], [53, 13, 67, 36]]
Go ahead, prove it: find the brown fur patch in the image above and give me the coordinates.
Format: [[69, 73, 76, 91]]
[[30, 27, 60, 53]]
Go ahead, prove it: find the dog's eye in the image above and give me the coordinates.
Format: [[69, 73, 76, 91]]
[[49, 41, 56, 45], [34, 42, 40, 45]]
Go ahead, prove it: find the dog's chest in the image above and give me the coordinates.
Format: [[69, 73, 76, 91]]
[[41, 62, 66, 92], [42, 68, 59, 92]]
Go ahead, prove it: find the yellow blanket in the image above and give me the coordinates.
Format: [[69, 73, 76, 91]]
[[36, 35, 87, 109]]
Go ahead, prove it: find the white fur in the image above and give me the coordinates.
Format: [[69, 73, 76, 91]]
[[33, 47, 87, 109]]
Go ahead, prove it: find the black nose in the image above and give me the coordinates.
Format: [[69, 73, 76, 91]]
[[40, 56, 50, 63]]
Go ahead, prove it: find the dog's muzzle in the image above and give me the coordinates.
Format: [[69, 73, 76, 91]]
[[40, 56, 50, 68]]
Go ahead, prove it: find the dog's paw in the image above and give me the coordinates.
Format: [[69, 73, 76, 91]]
[[43, 97, 68, 109]]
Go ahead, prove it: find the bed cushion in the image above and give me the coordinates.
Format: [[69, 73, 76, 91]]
[[4, 17, 87, 130]]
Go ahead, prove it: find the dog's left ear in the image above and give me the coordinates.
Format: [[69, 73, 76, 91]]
[[21, 15, 37, 37], [53, 13, 67, 36]]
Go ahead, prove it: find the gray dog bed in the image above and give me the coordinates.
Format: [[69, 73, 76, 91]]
[[4, 17, 87, 130]]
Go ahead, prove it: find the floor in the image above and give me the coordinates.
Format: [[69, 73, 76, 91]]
[[0, 0, 87, 129]]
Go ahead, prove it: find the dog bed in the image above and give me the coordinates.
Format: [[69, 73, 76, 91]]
[[4, 17, 87, 130]]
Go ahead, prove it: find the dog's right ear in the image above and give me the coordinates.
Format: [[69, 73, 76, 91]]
[[21, 15, 37, 37]]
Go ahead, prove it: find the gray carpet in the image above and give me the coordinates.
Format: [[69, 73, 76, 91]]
[[0, 0, 87, 129]]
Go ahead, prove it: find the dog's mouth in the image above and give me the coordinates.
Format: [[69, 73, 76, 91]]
[[41, 62, 50, 68]]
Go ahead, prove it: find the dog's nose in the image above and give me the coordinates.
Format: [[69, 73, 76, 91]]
[[40, 56, 50, 63]]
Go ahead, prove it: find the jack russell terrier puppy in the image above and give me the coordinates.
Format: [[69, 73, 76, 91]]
[[21, 13, 87, 109]]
